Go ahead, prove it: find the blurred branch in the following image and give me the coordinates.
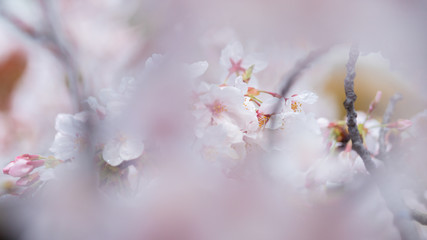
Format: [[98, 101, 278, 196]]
[[0, 8, 41, 39], [267, 46, 330, 147], [278, 46, 330, 98], [410, 209, 427, 225], [343, 45, 420, 240], [0, 0, 82, 111], [39, 0, 81, 111], [378, 94, 402, 158]]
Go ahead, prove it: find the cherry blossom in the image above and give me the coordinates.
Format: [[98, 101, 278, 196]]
[[195, 84, 258, 133], [220, 41, 267, 77], [102, 136, 144, 167]]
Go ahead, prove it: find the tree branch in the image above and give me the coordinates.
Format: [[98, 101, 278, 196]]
[[279, 46, 330, 98], [343, 44, 377, 173], [343, 44, 420, 240]]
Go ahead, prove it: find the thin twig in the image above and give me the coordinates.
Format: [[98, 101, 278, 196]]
[[267, 46, 330, 147], [343, 44, 420, 240], [0, 8, 41, 39], [279, 46, 330, 98], [378, 94, 402, 157]]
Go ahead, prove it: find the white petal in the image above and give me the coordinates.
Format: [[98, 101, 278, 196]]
[[102, 141, 123, 166], [265, 115, 284, 129], [74, 111, 90, 122], [119, 139, 144, 161], [55, 114, 77, 135], [293, 91, 318, 104], [243, 54, 268, 72], [259, 98, 285, 115], [49, 133, 78, 160], [187, 61, 208, 78], [233, 76, 248, 94]]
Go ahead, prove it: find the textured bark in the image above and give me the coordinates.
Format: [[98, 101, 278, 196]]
[[343, 44, 420, 240]]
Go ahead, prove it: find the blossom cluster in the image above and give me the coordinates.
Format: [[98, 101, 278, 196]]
[[1, 42, 413, 198]]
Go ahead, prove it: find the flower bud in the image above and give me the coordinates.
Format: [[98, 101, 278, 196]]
[[3, 154, 44, 178], [16, 172, 40, 186]]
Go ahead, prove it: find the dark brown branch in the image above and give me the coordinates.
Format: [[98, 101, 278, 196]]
[[378, 94, 402, 157], [343, 45, 420, 240]]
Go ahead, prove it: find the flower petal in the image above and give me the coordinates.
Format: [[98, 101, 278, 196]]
[[187, 61, 208, 78], [102, 141, 123, 166], [119, 139, 144, 161]]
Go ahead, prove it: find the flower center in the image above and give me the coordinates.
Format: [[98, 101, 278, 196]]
[[291, 101, 302, 112], [209, 100, 227, 117]]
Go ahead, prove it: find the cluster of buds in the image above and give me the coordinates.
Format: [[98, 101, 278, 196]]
[[2, 154, 62, 195]]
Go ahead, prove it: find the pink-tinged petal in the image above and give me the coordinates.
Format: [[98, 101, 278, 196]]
[[18, 154, 40, 161], [27, 160, 45, 168], [16, 173, 40, 186], [4, 158, 35, 177], [3, 162, 12, 175], [220, 41, 244, 68], [368, 91, 382, 114], [228, 59, 246, 75]]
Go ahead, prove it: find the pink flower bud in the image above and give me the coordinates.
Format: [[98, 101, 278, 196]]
[[16, 172, 40, 186], [3, 154, 44, 178]]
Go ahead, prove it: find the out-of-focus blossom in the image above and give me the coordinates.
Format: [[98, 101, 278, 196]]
[[220, 41, 267, 76], [263, 91, 318, 129], [195, 84, 258, 133], [196, 123, 244, 161], [49, 112, 90, 160], [102, 137, 144, 167], [15, 172, 40, 186]]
